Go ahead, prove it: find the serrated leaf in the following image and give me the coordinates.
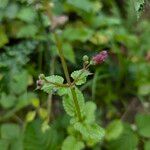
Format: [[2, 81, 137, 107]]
[[71, 69, 90, 85], [83, 101, 96, 124], [136, 114, 150, 138], [62, 87, 85, 117], [41, 75, 64, 94], [105, 120, 123, 141], [74, 122, 105, 146], [62, 136, 85, 150]]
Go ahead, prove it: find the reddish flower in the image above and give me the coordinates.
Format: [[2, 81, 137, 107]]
[[92, 50, 108, 64]]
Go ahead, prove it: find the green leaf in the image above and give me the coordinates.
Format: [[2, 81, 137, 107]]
[[0, 26, 9, 48], [144, 141, 150, 150], [105, 120, 123, 141], [16, 92, 37, 109], [74, 122, 105, 146], [71, 69, 90, 85], [0, 0, 9, 8], [62, 136, 85, 150], [62, 43, 76, 64], [23, 120, 62, 150], [5, 3, 19, 19], [136, 113, 150, 138], [17, 7, 36, 23], [41, 75, 64, 94], [66, 0, 101, 13], [138, 83, 150, 96], [108, 123, 138, 150], [10, 70, 29, 94], [1, 123, 20, 139], [0, 139, 9, 150], [62, 87, 85, 117], [0, 93, 16, 108], [17, 24, 38, 38], [83, 101, 96, 124], [26, 111, 36, 122], [62, 26, 93, 42]]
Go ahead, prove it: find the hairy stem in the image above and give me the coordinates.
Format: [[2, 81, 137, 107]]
[[44, 1, 82, 121]]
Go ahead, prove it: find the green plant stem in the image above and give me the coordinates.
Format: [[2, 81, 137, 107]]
[[53, 33, 71, 84], [44, 2, 82, 121], [54, 34, 82, 121], [70, 87, 82, 120]]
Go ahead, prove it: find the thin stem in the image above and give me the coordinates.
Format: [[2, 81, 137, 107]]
[[53, 33, 71, 84], [70, 87, 82, 120], [44, 2, 82, 121], [47, 57, 55, 122], [53, 33, 82, 121]]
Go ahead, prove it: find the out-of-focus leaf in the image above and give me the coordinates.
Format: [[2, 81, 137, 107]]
[[0, 139, 9, 150], [26, 111, 36, 122], [16, 92, 37, 109], [0, 26, 9, 48], [0, 93, 16, 109], [23, 120, 62, 150], [144, 141, 150, 150], [138, 83, 150, 96], [62, 136, 85, 150], [5, 3, 19, 19], [105, 120, 123, 141], [10, 70, 29, 94], [62, 43, 75, 64], [17, 24, 38, 38], [1, 123, 20, 139], [62, 26, 93, 42], [108, 124, 138, 150], [0, 0, 9, 8], [38, 108, 48, 119], [17, 7, 36, 23], [65, 0, 101, 13], [136, 114, 150, 138]]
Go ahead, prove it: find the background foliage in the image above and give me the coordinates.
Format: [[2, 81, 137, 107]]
[[0, 0, 150, 149]]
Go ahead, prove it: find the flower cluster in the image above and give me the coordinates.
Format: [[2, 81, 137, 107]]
[[92, 50, 108, 65]]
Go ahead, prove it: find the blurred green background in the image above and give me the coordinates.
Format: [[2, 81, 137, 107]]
[[0, 0, 150, 150]]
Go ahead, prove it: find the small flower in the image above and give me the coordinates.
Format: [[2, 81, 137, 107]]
[[92, 50, 108, 65]]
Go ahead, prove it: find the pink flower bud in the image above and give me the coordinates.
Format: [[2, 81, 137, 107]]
[[36, 79, 43, 89], [92, 51, 108, 65]]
